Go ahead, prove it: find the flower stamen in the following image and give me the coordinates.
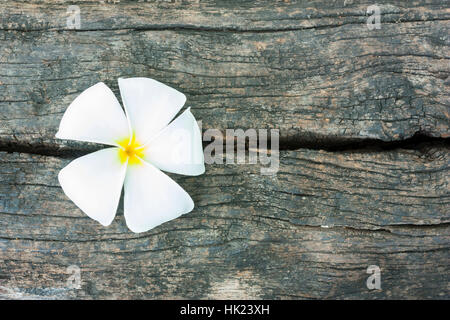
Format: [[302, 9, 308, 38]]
[[117, 134, 145, 165]]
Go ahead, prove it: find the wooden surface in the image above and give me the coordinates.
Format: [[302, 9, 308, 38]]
[[0, 0, 449, 299]]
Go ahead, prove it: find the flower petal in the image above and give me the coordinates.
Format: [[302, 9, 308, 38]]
[[58, 148, 127, 226], [118, 77, 186, 143], [124, 161, 194, 233], [142, 108, 205, 176], [56, 82, 129, 146]]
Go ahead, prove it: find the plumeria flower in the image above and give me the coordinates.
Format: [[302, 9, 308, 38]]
[[56, 78, 205, 233]]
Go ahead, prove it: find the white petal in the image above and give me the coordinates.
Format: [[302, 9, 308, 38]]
[[58, 148, 127, 226], [118, 77, 186, 143], [56, 82, 129, 146], [124, 161, 194, 233], [143, 108, 205, 176]]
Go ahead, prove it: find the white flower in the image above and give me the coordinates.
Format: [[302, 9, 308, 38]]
[[56, 78, 205, 233]]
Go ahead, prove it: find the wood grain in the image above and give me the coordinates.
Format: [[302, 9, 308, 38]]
[[0, 0, 448, 300], [0, 146, 448, 299], [0, 0, 449, 153]]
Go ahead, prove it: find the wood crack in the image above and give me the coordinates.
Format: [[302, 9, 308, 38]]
[[0, 132, 448, 159]]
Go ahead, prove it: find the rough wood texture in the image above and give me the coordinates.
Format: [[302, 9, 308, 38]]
[[0, 0, 449, 300], [0, 147, 449, 299], [0, 0, 449, 152]]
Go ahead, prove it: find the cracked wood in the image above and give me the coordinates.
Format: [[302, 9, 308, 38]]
[[0, 0, 449, 300], [0, 147, 448, 299], [0, 0, 449, 153]]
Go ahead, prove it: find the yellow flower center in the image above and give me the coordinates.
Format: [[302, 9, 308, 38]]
[[117, 134, 145, 166]]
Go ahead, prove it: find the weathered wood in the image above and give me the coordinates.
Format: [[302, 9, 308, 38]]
[[1, 0, 449, 32], [0, 0, 449, 300], [0, 0, 449, 152], [1, 147, 448, 299]]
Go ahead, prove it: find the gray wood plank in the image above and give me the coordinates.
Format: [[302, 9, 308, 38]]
[[1, 1, 449, 32], [0, 0, 448, 152], [0, 146, 448, 299]]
